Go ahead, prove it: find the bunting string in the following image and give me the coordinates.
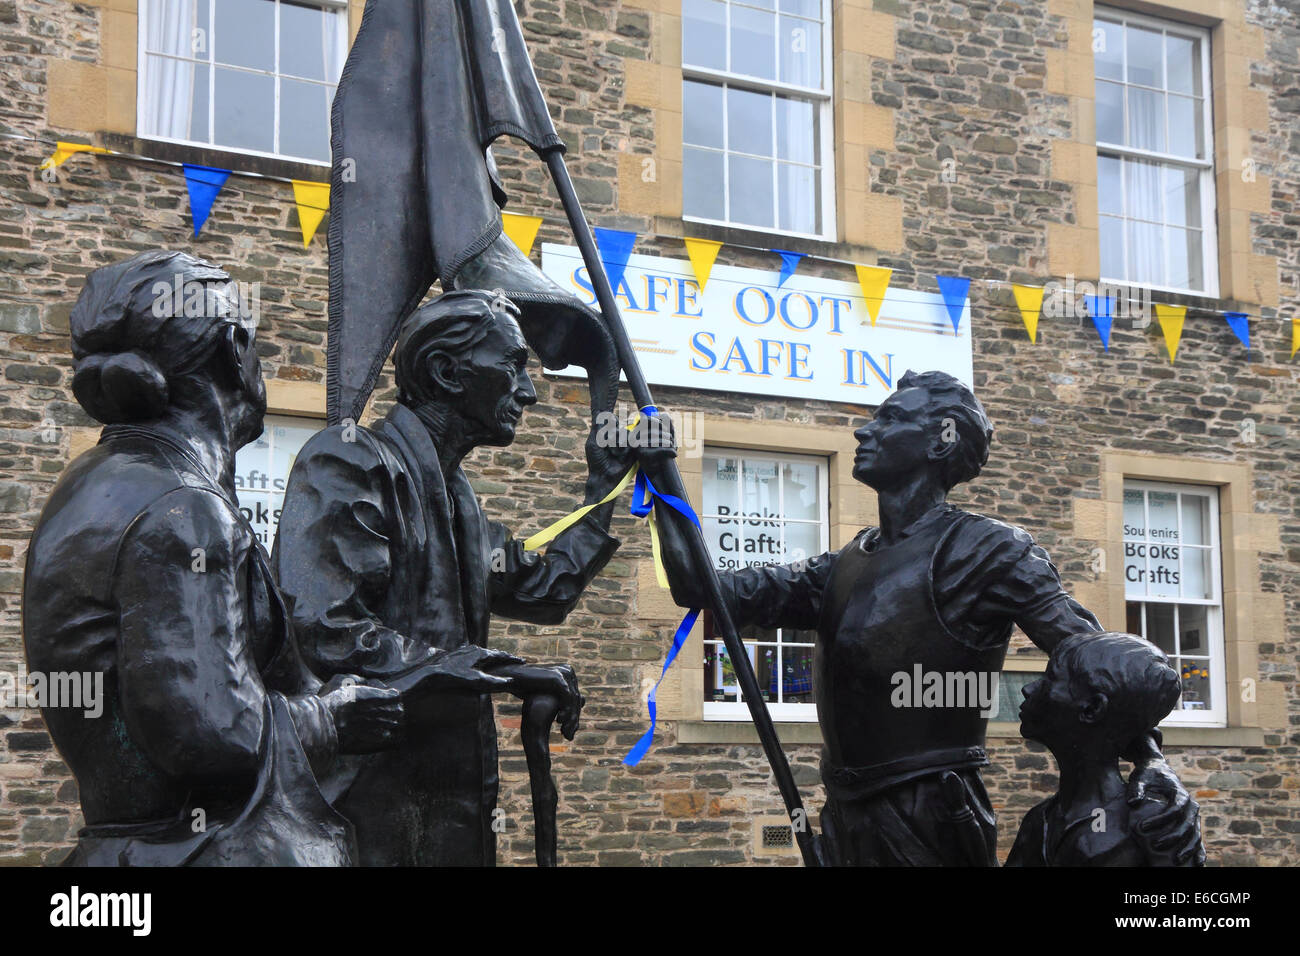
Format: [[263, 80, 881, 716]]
[[6, 130, 1293, 358]]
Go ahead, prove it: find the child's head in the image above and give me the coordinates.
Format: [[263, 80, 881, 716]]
[[1019, 632, 1181, 754]]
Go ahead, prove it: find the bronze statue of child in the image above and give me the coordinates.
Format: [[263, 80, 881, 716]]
[[1007, 632, 1204, 866]]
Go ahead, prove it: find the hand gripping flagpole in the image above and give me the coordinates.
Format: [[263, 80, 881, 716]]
[[542, 149, 820, 867]]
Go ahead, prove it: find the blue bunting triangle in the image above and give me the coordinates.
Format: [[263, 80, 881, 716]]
[[1223, 312, 1250, 350], [772, 248, 805, 288], [592, 227, 638, 299], [1087, 294, 1114, 351], [936, 275, 970, 334], [183, 164, 231, 237]]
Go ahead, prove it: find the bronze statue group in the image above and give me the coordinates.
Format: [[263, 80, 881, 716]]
[[20, 0, 1204, 868]]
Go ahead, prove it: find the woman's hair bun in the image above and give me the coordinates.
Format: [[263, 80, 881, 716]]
[[71, 350, 169, 424]]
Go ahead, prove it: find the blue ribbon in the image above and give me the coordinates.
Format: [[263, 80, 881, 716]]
[[623, 404, 702, 765]]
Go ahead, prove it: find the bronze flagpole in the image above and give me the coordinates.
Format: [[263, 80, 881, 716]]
[[542, 150, 820, 867]]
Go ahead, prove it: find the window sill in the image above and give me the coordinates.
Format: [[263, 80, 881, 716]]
[[677, 720, 823, 745], [683, 721, 1266, 748], [987, 722, 1264, 748], [100, 134, 330, 184], [668, 217, 871, 263]]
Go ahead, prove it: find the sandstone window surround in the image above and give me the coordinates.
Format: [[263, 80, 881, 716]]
[[638, 414, 869, 745], [1094, 8, 1219, 297], [680, 0, 837, 240], [45, 0, 364, 180], [137, 0, 348, 165], [1046, 0, 1277, 311]]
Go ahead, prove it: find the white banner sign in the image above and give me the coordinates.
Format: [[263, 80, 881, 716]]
[[540, 243, 974, 405]]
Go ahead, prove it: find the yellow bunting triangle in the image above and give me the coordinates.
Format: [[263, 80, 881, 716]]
[[683, 238, 723, 291], [1155, 303, 1187, 363], [502, 212, 542, 257], [1010, 284, 1045, 343], [291, 180, 330, 248], [854, 264, 892, 326], [39, 141, 109, 170], [1292, 318, 1300, 360]]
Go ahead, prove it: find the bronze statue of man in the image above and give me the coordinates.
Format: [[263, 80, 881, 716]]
[[22, 251, 407, 865], [645, 370, 1204, 866], [273, 289, 637, 866]]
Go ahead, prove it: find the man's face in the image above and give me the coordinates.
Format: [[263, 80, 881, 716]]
[[851, 386, 939, 490], [457, 310, 537, 446], [1018, 656, 1080, 749]]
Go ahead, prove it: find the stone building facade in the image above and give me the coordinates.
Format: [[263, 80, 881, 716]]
[[0, 0, 1296, 866]]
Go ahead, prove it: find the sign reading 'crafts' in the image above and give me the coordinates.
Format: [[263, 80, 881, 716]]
[[540, 243, 975, 405]]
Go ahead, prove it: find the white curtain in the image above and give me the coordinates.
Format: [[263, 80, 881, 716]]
[[143, 0, 200, 140], [775, 96, 818, 234], [322, 6, 348, 149]]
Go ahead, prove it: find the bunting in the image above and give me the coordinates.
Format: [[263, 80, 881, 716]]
[[772, 249, 805, 288], [936, 275, 970, 335], [592, 227, 637, 297], [1087, 295, 1114, 351], [853, 264, 892, 326], [1223, 312, 1250, 350], [39, 141, 109, 171], [182, 164, 231, 237], [1011, 284, 1045, 343], [290, 180, 330, 248], [683, 238, 723, 291], [1292, 319, 1299, 360], [502, 212, 543, 257], [1155, 304, 1187, 363]]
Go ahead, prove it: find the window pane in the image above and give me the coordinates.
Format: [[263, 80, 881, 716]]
[[775, 96, 816, 162], [1166, 33, 1200, 95], [683, 147, 725, 220], [777, 162, 817, 234], [779, 0, 821, 18], [1125, 218, 1162, 286], [280, 78, 331, 162], [727, 86, 772, 156], [1162, 165, 1200, 227], [778, 14, 820, 86], [683, 80, 724, 148], [781, 460, 821, 520], [1126, 86, 1165, 152], [1126, 24, 1163, 87], [1098, 155, 1122, 214], [728, 154, 775, 228], [682, 0, 726, 70], [141, 55, 208, 141], [1095, 79, 1124, 143], [1181, 545, 1213, 599], [1124, 158, 1162, 222], [1166, 226, 1203, 293], [1123, 488, 1145, 537], [780, 645, 815, 703], [1176, 657, 1212, 713], [213, 66, 274, 154], [1179, 604, 1208, 653], [281, 1, 328, 80], [1094, 19, 1124, 81], [702, 455, 740, 516], [1100, 215, 1125, 279], [783, 522, 820, 571], [742, 457, 779, 516], [1167, 94, 1203, 159], [145, 0, 209, 57], [215, 0, 274, 71], [730, 5, 776, 80], [1180, 493, 1209, 545], [1145, 602, 1176, 653]]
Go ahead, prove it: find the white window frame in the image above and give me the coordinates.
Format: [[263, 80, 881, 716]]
[[136, 0, 348, 166], [1094, 7, 1218, 297], [681, 0, 837, 241], [232, 413, 322, 547], [700, 446, 829, 721], [1122, 479, 1226, 728]]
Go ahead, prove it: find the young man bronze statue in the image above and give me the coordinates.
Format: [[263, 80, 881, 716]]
[[643, 370, 1204, 866]]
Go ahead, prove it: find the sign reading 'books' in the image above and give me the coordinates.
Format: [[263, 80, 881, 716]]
[[540, 243, 975, 405]]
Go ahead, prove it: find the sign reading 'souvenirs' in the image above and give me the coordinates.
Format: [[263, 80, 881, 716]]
[[540, 243, 975, 405]]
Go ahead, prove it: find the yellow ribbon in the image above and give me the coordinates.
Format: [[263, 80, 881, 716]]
[[521, 462, 637, 552]]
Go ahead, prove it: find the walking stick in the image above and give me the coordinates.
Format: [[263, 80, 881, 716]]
[[541, 149, 820, 867]]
